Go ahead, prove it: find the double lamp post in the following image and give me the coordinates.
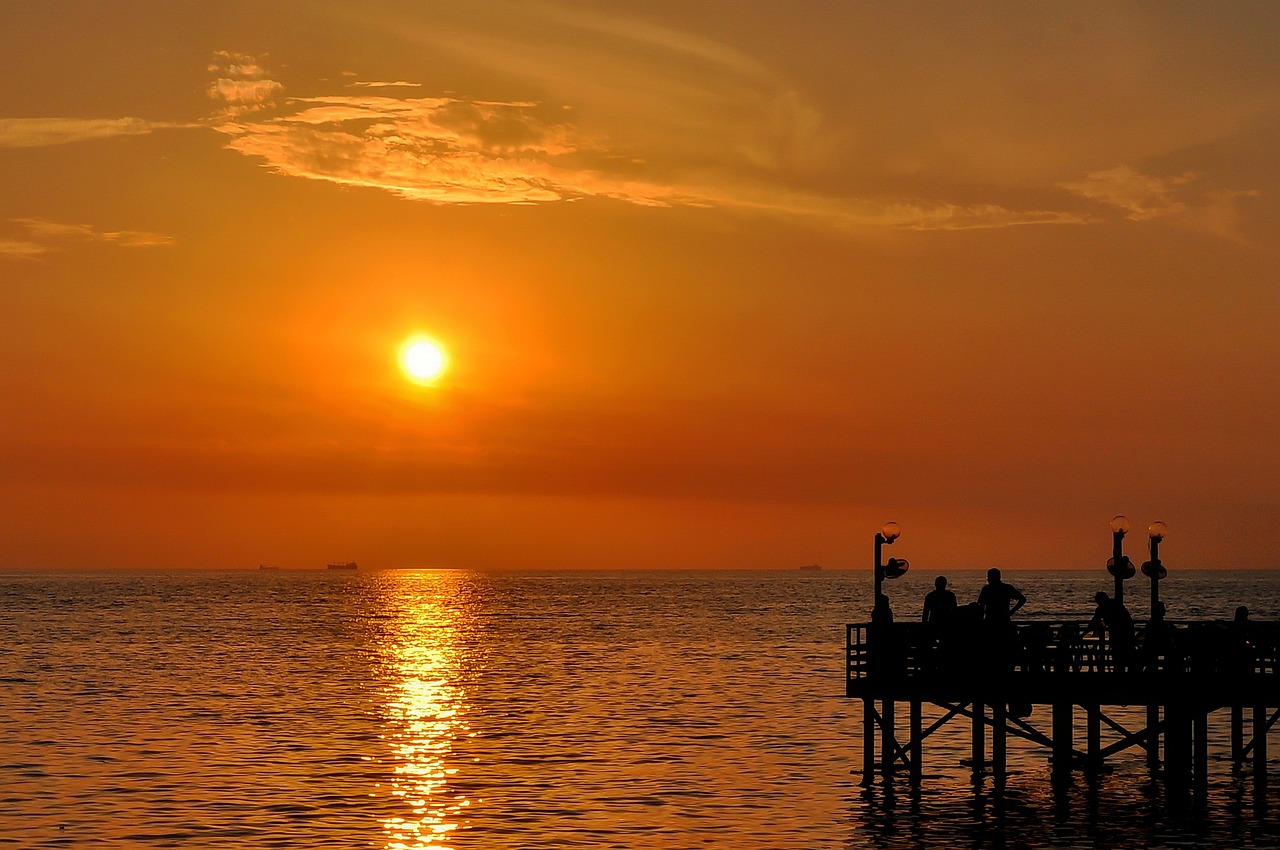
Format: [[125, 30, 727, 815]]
[[1108, 515, 1169, 610], [868, 517, 1168, 613]]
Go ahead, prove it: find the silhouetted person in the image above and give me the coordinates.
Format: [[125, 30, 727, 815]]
[[1087, 591, 1134, 672], [976, 569, 1024, 678], [1142, 600, 1179, 672], [922, 575, 958, 625], [977, 568, 1026, 625], [1229, 605, 1254, 674], [919, 576, 957, 673]]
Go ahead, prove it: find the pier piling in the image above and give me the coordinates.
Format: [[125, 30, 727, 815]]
[[909, 700, 923, 784], [1255, 705, 1268, 780]]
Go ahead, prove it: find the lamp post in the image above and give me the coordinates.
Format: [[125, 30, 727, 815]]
[[1107, 515, 1135, 604], [1141, 522, 1168, 612], [873, 521, 908, 601]]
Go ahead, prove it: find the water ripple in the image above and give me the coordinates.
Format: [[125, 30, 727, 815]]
[[1, 569, 1279, 847]]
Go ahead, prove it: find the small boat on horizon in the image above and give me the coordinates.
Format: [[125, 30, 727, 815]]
[[327, 561, 358, 570], [258, 564, 280, 570], [799, 564, 822, 571]]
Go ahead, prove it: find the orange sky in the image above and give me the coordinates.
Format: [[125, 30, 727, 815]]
[[2, 2, 1279, 570]]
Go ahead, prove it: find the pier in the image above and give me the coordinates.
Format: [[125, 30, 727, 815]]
[[847, 519, 1280, 789], [846, 618, 1279, 785]]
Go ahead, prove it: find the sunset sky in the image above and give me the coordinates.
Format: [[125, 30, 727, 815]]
[[3, 2, 1279, 571]]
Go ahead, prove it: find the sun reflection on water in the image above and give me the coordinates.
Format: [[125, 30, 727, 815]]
[[380, 571, 472, 850]]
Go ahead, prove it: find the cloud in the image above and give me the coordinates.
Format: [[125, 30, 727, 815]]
[[207, 51, 283, 117], [862, 204, 1086, 232], [195, 33, 1094, 231], [1060, 165, 1196, 221], [1060, 165, 1262, 239], [1183, 187, 1263, 243], [215, 92, 636, 204], [0, 218, 173, 260], [0, 117, 168, 149], [210, 81, 1082, 230], [208, 78, 285, 108], [15, 217, 173, 246], [208, 50, 269, 79], [101, 230, 174, 248], [349, 80, 423, 88], [0, 239, 46, 259]]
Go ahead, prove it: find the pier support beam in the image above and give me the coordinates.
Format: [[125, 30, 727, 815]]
[[1194, 707, 1209, 787], [862, 698, 875, 783], [881, 699, 895, 775], [1166, 705, 1191, 780], [971, 701, 985, 775], [992, 701, 1007, 784], [910, 700, 922, 785], [1087, 704, 1101, 771], [1052, 702, 1074, 776], [1147, 704, 1161, 769], [1255, 704, 1268, 780], [1232, 705, 1245, 764]]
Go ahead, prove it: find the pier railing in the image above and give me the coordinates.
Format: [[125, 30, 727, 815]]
[[846, 619, 1280, 701]]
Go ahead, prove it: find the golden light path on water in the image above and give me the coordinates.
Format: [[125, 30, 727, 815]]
[[379, 571, 473, 850]]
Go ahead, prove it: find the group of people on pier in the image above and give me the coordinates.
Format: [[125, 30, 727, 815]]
[[919, 569, 1026, 628], [867, 569, 1265, 679]]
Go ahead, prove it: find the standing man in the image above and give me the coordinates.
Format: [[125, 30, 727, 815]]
[[922, 575, 959, 673], [977, 568, 1026, 681], [977, 568, 1026, 624], [922, 576, 958, 625]]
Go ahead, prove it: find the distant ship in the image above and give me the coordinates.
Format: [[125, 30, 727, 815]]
[[327, 561, 358, 570], [258, 564, 280, 570], [798, 564, 822, 571]]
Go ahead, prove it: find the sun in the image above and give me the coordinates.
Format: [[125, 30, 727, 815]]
[[399, 336, 449, 383]]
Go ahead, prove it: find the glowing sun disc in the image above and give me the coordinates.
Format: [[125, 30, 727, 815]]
[[400, 337, 448, 382]]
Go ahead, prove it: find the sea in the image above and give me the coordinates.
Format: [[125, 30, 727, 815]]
[[2, 568, 1279, 849]]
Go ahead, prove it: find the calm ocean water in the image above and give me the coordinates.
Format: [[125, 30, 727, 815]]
[[2, 568, 1279, 849]]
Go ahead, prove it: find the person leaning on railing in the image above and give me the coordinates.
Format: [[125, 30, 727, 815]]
[[1088, 592, 1135, 673], [1228, 606, 1255, 675]]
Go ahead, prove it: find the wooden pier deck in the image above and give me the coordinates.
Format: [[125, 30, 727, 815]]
[[845, 619, 1280, 786]]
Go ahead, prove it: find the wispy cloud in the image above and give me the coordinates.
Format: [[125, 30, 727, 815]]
[[207, 52, 1082, 230], [208, 78, 285, 110], [863, 204, 1086, 232], [0, 218, 173, 260], [1060, 165, 1196, 221], [207, 51, 284, 117], [0, 239, 46, 259], [214, 92, 595, 204], [0, 117, 172, 149], [1182, 187, 1263, 243], [349, 80, 423, 88], [207, 50, 270, 80], [1060, 165, 1261, 239]]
